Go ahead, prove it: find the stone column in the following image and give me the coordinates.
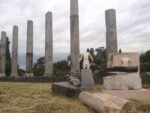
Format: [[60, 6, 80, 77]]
[[70, 0, 80, 73], [11, 26, 18, 77], [45, 12, 53, 76], [0, 43, 1, 73], [0, 32, 6, 77], [26, 20, 33, 76], [105, 9, 118, 67]]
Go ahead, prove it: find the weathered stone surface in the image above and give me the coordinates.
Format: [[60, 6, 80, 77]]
[[107, 53, 140, 73], [103, 73, 142, 90], [70, 0, 80, 73], [79, 91, 136, 113], [52, 82, 81, 97], [11, 26, 18, 77], [0, 31, 7, 77], [45, 12, 53, 76], [81, 69, 94, 89], [105, 9, 118, 66], [26, 20, 33, 74]]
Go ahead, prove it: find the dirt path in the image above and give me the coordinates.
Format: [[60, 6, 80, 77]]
[[102, 89, 150, 101]]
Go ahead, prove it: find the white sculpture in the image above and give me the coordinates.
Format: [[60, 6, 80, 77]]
[[80, 49, 94, 69]]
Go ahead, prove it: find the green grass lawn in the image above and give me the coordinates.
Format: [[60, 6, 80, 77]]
[[0, 82, 149, 113]]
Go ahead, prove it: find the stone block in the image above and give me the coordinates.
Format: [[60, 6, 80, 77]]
[[79, 91, 136, 113], [52, 82, 81, 97], [103, 73, 142, 90], [81, 69, 94, 89]]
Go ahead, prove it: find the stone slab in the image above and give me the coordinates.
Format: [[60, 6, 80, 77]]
[[52, 82, 81, 97], [103, 73, 142, 90], [81, 69, 94, 89]]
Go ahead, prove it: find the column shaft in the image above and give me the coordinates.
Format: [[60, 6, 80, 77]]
[[11, 26, 18, 76], [70, 0, 80, 73], [26, 20, 33, 73], [105, 9, 118, 67], [45, 12, 53, 76], [0, 32, 6, 76]]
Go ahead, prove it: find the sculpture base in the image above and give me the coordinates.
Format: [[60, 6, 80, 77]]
[[24, 73, 34, 77], [11, 74, 18, 77], [0, 73, 6, 77], [103, 72, 142, 90], [44, 73, 52, 77], [81, 69, 94, 89]]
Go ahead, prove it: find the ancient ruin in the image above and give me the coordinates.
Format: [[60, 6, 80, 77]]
[[45, 12, 53, 77], [11, 26, 18, 77], [25, 20, 33, 77]]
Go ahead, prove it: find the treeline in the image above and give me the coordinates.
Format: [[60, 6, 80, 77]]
[[4, 37, 150, 76]]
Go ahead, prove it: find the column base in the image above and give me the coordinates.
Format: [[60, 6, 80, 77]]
[[24, 73, 34, 77], [11, 74, 18, 77], [44, 73, 52, 77], [0, 73, 6, 77]]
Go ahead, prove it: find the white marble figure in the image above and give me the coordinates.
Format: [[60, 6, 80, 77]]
[[80, 49, 94, 69]]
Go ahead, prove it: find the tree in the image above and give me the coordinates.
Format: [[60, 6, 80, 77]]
[[33, 57, 45, 76], [140, 50, 150, 72], [88, 47, 106, 72], [53, 60, 70, 75], [5, 37, 11, 76]]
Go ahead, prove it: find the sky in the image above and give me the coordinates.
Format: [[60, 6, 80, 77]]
[[0, 0, 150, 69]]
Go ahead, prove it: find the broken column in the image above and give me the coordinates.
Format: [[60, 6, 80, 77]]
[[45, 12, 53, 76], [105, 9, 118, 67], [11, 26, 18, 77], [26, 20, 33, 77], [0, 32, 7, 77], [70, 0, 80, 73]]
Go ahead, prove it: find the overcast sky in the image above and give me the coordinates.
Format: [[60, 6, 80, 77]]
[[0, 0, 150, 68]]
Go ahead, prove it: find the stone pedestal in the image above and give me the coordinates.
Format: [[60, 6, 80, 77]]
[[105, 9, 118, 66], [103, 72, 142, 90], [0, 32, 7, 77], [81, 69, 94, 89], [70, 0, 80, 73], [11, 26, 18, 77], [26, 20, 33, 76], [45, 12, 53, 76]]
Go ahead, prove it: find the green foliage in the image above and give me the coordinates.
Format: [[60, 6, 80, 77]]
[[89, 47, 106, 71], [33, 57, 70, 76], [5, 37, 11, 76], [140, 50, 150, 72], [53, 60, 70, 75], [18, 68, 25, 77], [33, 57, 45, 77]]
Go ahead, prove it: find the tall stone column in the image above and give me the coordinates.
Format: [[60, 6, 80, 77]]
[[70, 0, 80, 73], [26, 20, 33, 76], [45, 12, 53, 76], [0, 32, 6, 77], [11, 26, 18, 77], [0, 43, 1, 73], [105, 9, 118, 67]]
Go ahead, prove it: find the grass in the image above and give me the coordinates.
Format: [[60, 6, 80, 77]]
[[0, 82, 95, 113], [0, 82, 149, 113]]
